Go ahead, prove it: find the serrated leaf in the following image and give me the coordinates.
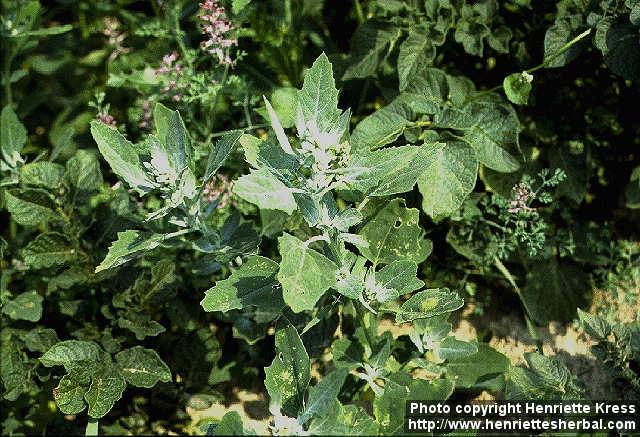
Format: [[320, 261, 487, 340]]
[[351, 98, 412, 152], [298, 53, 341, 134], [23, 232, 76, 269], [153, 103, 191, 171], [375, 260, 424, 296], [5, 188, 59, 226], [1, 105, 26, 167], [358, 199, 432, 266], [543, 16, 588, 68], [398, 27, 437, 91], [19, 162, 65, 188], [90, 121, 156, 195], [234, 168, 297, 214], [201, 256, 284, 318], [417, 141, 478, 219], [204, 131, 242, 181], [115, 346, 171, 388], [299, 368, 348, 425], [2, 291, 43, 322], [309, 400, 379, 435], [95, 230, 169, 273], [84, 362, 126, 418], [343, 23, 401, 80], [264, 321, 310, 417], [277, 233, 338, 313], [117, 312, 166, 340], [577, 308, 610, 339], [395, 288, 463, 323], [1, 339, 35, 401], [503, 72, 532, 105], [65, 150, 103, 194]]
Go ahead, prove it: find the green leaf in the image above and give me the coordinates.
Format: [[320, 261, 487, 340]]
[[298, 53, 341, 133], [446, 343, 509, 388], [549, 146, 588, 203], [84, 362, 126, 418], [1, 105, 26, 167], [65, 150, 103, 194], [5, 188, 59, 226], [115, 346, 171, 388], [521, 261, 589, 323], [90, 121, 156, 195], [95, 230, 170, 273], [153, 103, 191, 172], [1, 338, 36, 401], [398, 26, 438, 91], [201, 256, 284, 317], [503, 72, 533, 105], [299, 368, 348, 425], [375, 260, 424, 296], [577, 308, 610, 340], [351, 98, 412, 152], [204, 131, 242, 181], [264, 321, 310, 417], [417, 141, 478, 220], [234, 169, 297, 214], [395, 288, 463, 323], [23, 232, 76, 269], [277, 233, 338, 313], [309, 400, 379, 435], [438, 337, 478, 361], [40, 341, 102, 372], [373, 381, 407, 434], [543, 16, 588, 68], [343, 23, 401, 80], [435, 100, 521, 172], [116, 312, 166, 340], [2, 291, 43, 322], [53, 373, 89, 415], [358, 199, 432, 265], [19, 162, 65, 188], [506, 352, 582, 400], [212, 411, 245, 435]]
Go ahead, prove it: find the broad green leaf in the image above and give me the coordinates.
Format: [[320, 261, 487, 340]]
[[212, 411, 245, 435], [65, 150, 103, 194], [373, 381, 407, 434], [395, 288, 463, 323], [417, 141, 478, 219], [409, 378, 455, 401], [23, 232, 76, 269], [358, 199, 432, 265], [2, 291, 43, 322], [90, 121, 156, 195], [521, 261, 589, 323], [201, 256, 284, 317], [503, 72, 533, 105], [266, 87, 297, 128], [19, 162, 65, 188], [53, 373, 89, 414], [297, 53, 341, 134], [277, 233, 338, 313], [375, 260, 424, 296], [332, 338, 365, 370], [351, 98, 412, 152], [117, 312, 166, 340], [506, 353, 582, 400], [343, 23, 401, 80], [438, 337, 478, 361], [115, 346, 171, 388], [1, 339, 35, 401], [234, 169, 297, 214], [577, 308, 611, 340], [309, 400, 379, 435], [446, 343, 509, 388], [1, 105, 26, 167], [40, 341, 102, 372], [398, 26, 438, 91], [85, 362, 126, 418], [204, 131, 242, 181], [153, 103, 191, 171], [95, 230, 170, 273], [435, 100, 520, 172], [264, 321, 310, 417], [544, 16, 588, 68], [24, 328, 59, 353], [5, 188, 59, 226], [299, 368, 348, 425], [349, 145, 431, 196], [597, 20, 640, 81]]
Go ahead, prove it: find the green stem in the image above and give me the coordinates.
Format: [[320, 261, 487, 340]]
[[354, 0, 365, 24], [85, 418, 98, 436], [493, 256, 543, 353], [3, 48, 14, 106]]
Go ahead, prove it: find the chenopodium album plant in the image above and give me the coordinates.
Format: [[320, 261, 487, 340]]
[[197, 53, 538, 434]]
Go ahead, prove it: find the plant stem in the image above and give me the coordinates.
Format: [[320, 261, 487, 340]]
[[493, 256, 543, 353], [354, 0, 365, 24], [85, 418, 98, 436]]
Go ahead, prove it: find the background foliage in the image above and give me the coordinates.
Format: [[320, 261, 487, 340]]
[[1, 0, 639, 435]]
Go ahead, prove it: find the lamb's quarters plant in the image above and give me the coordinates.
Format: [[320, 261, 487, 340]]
[[1, 0, 640, 435]]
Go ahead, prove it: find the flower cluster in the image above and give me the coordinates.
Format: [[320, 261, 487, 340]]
[[96, 111, 117, 127], [199, 0, 237, 66], [138, 100, 153, 129], [156, 51, 185, 102], [102, 17, 130, 61], [508, 182, 535, 214]]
